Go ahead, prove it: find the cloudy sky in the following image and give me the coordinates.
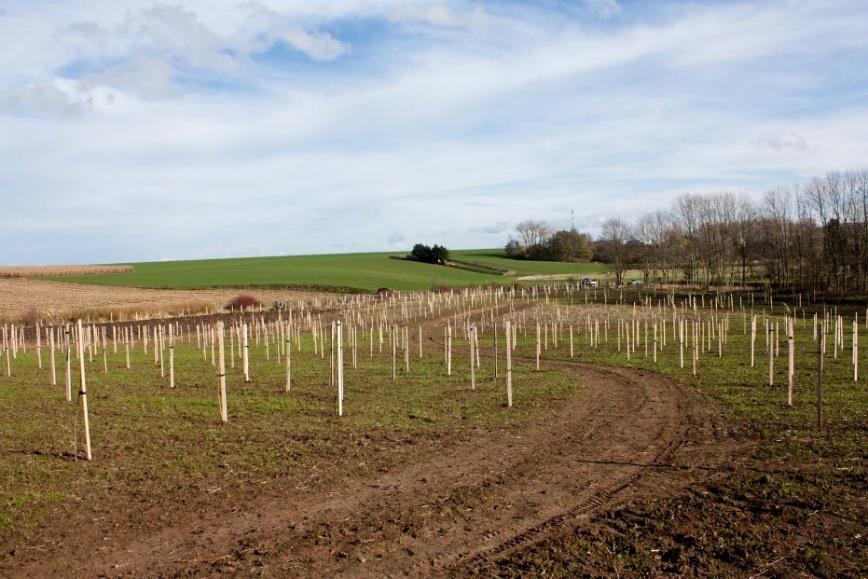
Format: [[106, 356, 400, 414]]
[[1, 0, 867, 264]]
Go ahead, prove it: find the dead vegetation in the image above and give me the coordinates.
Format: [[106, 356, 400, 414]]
[[0, 278, 329, 322], [225, 294, 263, 311], [0, 265, 134, 278]]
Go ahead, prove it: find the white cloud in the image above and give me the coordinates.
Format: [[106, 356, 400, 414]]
[[752, 134, 808, 152], [583, 0, 622, 19], [387, 3, 489, 28], [1, 0, 867, 262], [235, 3, 350, 61], [271, 25, 349, 60], [0, 77, 128, 117]]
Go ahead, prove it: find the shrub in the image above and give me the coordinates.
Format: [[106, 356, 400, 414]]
[[225, 294, 262, 311]]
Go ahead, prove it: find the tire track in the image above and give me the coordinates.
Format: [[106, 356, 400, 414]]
[[21, 332, 692, 578], [450, 365, 688, 574], [437, 362, 689, 576]]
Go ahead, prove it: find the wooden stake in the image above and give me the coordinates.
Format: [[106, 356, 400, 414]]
[[470, 325, 476, 390], [217, 322, 228, 423], [158, 326, 164, 377], [535, 321, 541, 371], [337, 321, 344, 417], [447, 324, 452, 376], [169, 325, 175, 388], [65, 326, 72, 402], [505, 320, 513, 408], [36, 322, 42, 369], [750, 315, 756, 367], [769, 324, 774, 387], [391, 325, 397, 382], [285, 322, 292, 393], [816, 321, 824, 429], [49, 329, 57, 386], [493, 321, 498, 379], [4, 326, 11, 377], [242, 322, 250, 383], [787, 317, 794, 406], [404, 326, 409, 373], [76, 320, 93, 461]]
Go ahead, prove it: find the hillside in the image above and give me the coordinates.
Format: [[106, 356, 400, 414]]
[[53, 249, 610, 292]]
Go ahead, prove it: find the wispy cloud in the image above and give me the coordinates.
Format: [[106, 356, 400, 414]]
[[583, 0, 622, 19], [753, 134, 808, 152], [1, 0, 867, 263]]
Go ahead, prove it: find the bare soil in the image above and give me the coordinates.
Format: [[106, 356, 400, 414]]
[[7, 359, 734, 578]]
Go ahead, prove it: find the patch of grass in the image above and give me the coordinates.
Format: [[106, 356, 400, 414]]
[[51, 249, 611, 291], [0, 320, 579, 548], [481, 301, 867, 577], [451, 249, 610, 277]]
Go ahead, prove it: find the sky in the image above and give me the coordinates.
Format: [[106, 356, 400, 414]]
[[1, 0, 868, 264]]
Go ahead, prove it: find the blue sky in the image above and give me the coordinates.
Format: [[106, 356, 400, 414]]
[[1, 0, 867, 264]]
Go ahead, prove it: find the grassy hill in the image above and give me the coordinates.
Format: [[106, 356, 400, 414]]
[[450, 250, 609, 277], [54, 249, 610, 292]]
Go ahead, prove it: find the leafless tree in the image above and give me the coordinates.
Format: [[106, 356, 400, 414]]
[[514, 220, 552, 249], [675, 194, 702, 284], [732, 195, 757, 287], [547, 168, 868, 293], [598, 218, 632, 286], [760, 188, 795, 287]]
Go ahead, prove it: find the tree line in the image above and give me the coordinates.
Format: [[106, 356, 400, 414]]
[[507, 170, 868, 293], [600, 170, 868, 292], [506, 223, 593, 262]]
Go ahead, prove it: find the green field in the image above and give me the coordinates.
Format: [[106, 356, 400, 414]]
[[56, 249, 610, 291]]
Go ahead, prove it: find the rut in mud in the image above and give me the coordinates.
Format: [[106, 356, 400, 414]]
[[19, 359, 697, 577]]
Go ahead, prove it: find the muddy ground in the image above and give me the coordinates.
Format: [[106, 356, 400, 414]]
[[7, 360, 741, 577], [1, 304, 864, 577]]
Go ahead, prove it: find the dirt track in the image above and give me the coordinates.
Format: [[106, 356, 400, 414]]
[[16, 359, 701, 578]]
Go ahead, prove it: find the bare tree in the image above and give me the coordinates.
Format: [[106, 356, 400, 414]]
[[598, 218, 632, 286], [634, 214, 656, 282], [761, 188, 795, 287], [733, 195, 757, 287], [675, 194, 702, 284], [538, 168, 868, 293], [514, 220, 552, 250]]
